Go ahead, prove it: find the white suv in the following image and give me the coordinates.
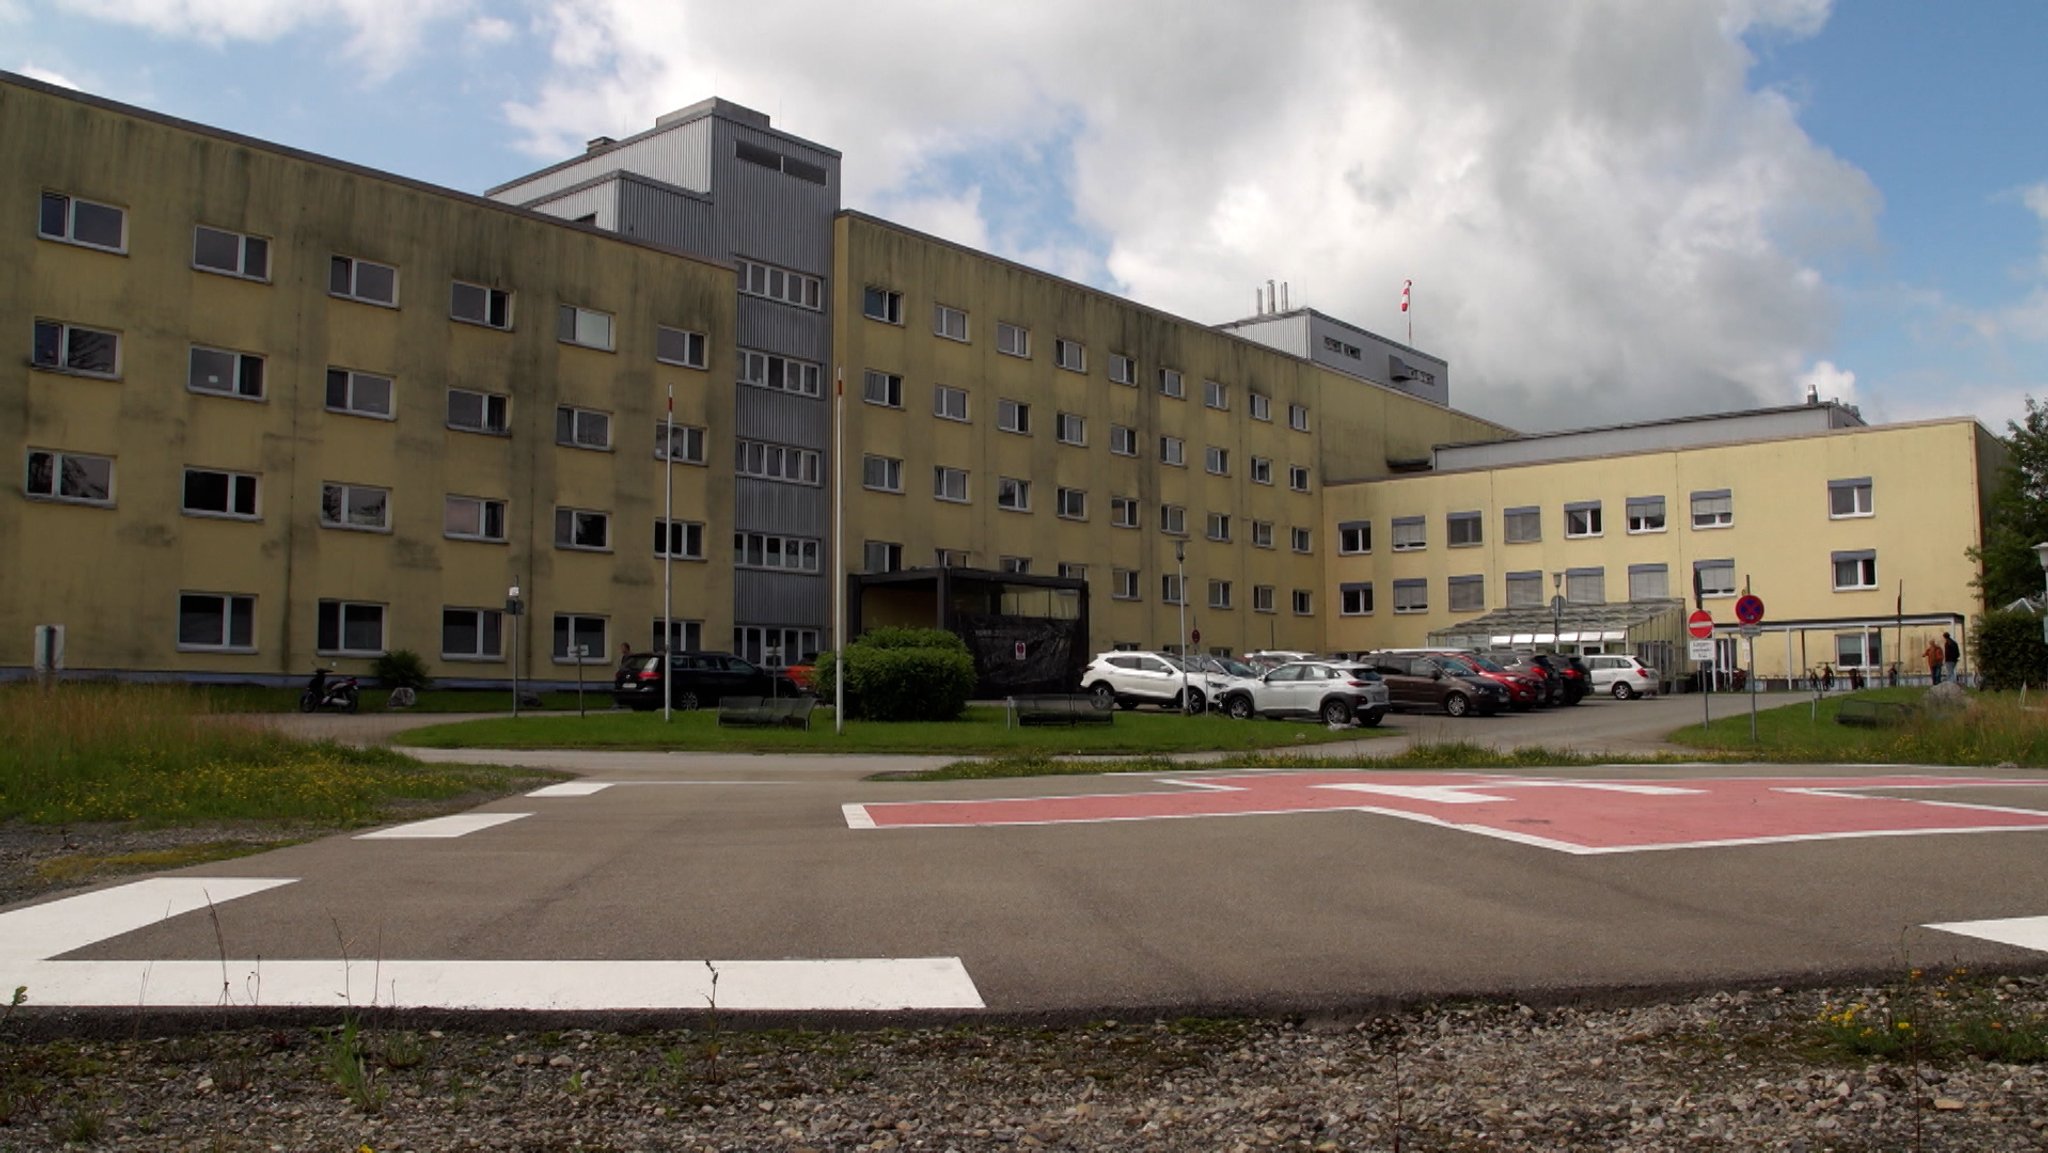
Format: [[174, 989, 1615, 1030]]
[[1082, 652, 1209, 712], [1583, 654, 1660, 699], [1217, 660, 1392, 727]]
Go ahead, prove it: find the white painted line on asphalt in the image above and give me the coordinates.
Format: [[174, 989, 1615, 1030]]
[[527, 781, 615, 797], [1318, 784, 1506, 804], [1490, 781, 1705, 795], [1, 879, 986, 1011], [355, 813, 531, 839], [1925, 915, 2048, 955], [842, 803, 877, 829]]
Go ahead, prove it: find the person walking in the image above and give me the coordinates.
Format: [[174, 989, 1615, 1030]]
[[1925, 637, 1944, 684], [1942, 631, 1961, 685]]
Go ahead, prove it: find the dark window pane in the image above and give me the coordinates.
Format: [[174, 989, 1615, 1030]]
[[72, 201, 123, 248], [329, 256, 352, 295], [342, 607, 383, 652], [241, 236, 268, 278], [451, 281, 484, 322], [67, 328, 116, 374], [481, 612, 502, 656], [355, 261, 395, 303], [482, 501, 504, 539], [327, 370, 349, 409], [184, 470, 227, 512], [63, 456, 110, 500], [26, 452, 54, 495], [232, 475, 257, 516], [178, 596, 222, 647], [555, 407, 574, 443], [189, 347, 235, 392], [317, 602, 340, 650], [321, 485, 344, 523], [443, 609, 478, 656], [488, 291, 508, 328], [39, 193, 67, 238], [228, 598, 254, 647], [194, 226, 241, 271], [354, 375, 392, 415], [33, 321, 61, 367], [238, 356, 264, 397]]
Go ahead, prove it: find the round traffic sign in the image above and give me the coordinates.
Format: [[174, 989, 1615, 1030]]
[[1190, 628, 1202, 645], [1687, 610, 1715, 639], [1734, 594, 1766, 626]]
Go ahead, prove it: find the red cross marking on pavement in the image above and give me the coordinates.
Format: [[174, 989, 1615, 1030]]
[[842, 772, 2048, 855]]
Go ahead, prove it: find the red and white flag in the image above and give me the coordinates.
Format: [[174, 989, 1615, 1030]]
[[1400, 279, 1412, 313]]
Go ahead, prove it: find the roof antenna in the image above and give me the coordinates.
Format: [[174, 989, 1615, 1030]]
[[1281, 281, 1289, 311]]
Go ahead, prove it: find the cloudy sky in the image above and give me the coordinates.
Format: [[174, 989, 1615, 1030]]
[[12, 0, 2047, 434]]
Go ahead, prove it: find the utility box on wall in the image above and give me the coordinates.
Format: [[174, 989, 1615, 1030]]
[[34, 624, 65, 677]]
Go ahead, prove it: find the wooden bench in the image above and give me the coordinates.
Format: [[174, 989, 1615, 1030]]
[[1009, 694, 1114, 727], [716, 696, 818, 730], [1835, 699, 1916, 728]]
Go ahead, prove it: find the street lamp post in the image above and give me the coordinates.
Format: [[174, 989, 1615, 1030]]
[[2035, 543, 2048, 645], [1550, 571, 1565, 651], [1176, 539, 1191, 715], [507, 582, 523, 719]]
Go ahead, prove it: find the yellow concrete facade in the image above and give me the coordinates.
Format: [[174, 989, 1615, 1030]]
[[1324, 419, 1998, 680], [4, 76, 737, 683], [831, 213, 1507, 659]]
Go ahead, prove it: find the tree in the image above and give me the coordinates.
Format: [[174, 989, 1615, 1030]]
[[1969, 395, 2048, 607]]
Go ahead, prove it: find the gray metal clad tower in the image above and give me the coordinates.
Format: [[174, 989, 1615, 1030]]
[[488, 98, 841, 668]]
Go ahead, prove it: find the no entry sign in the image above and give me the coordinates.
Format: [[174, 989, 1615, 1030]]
[[1687, 610, 1714, 639]]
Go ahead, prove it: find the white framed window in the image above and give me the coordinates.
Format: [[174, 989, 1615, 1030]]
[[1160, 368, 1184, 399], [557, 305, 614, 350], [1626, 496, 1666, 534], [997, 398, 1031, 434], [1161, 573, 1186, 605], [444, 495, 507, 542], [320, 482, 390, 531], [863, 454, 904, 493], [1566, 567, 1606, 604], [1204, 379, 1228, 410], [187, 345, 263, 399], [1288, 465, 1310, 493], [1109, 354, 1135, 385], [1111, 496, 1140, 528], [1250, 457, 1273, 485], [1057, 486, 1087, 519], [1206, 512, 1232, 542], [179, 592, 256, 652], [192, 225, 268, 280], [1058, 563, 1088, 582], [39, 191, 126, 252], [736, 439, 821, 485], [734, 531, 819, 572], [32, 319, 120, 377], [1340, 583, 1374, 616], [863, 369, 903, 408], [1110, 425, 1138, 456], [1695, 559, 1737, 598], [1291, 589, 1313, 616], [1208, 579, 1233, 610], [1628, 564, 1669, 601], [24, 449, 113, 505], [738, 257, 823, 310], [1112, 568, 1140, 600], [1504, 506, 1542, 543], [657, 326, 708, 369], [1834, 630, 1884, 670], [317, 600, 385, 656], [1205, 446, 1230, 475], [1832, 549, 1878, 590], [1338, 521, 1370, 554], [934, 384, 969, 422], [556, 405, 612, 450], [1447, 511, 1482, 548], [554, 506, 612, 551], [1391, 516, 1426, 551], [733, 624, 820, 669], [934, 465, 970, 503], [1448, 575, 1485, 613], [934, 303, 969, 341], [451, 281, 512, 330], [1829, 477, 1874, 519], [863, 286, 903, 324], [997, 322, 1030, 358], [652, 618, 704, 654], [1252, 520, 1274, 549], [935, 548, 969, 568], [1249, 392, 1272, 421], [1056, 411, 1086, 445], [1288, 403, 1310, 432], [864, 540, 903, 573], [1565, 501, 1604, 538], [656, 519, 706, 560], [1253, 585, 1276, 614], [441, 607, 504, 660], [1690, 489, 1733, 530], [325, 368, 393, 419], [1055, 338, 1086, 372], [1161, 504, 1187, 535], [181, 467, 258, 519], [1393, 578, 1429, 614], [1291, 526, 1312, 553], [1000, 555, 1031, 574], [552, 613, 609, 663], [1160, 436, 1185, 466], [329, 254, 398, 306], [997, 476, 1032, 511], [1505, 571, 1544, 608], [739, 348, 823, 397], [447, 388, 508, 435], [656, 422, 707, 464]]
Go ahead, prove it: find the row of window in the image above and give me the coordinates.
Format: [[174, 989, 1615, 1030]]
[[859, 295, 1313, 429], [852, 547, 1315, 614], [1340, 480, 1877, 555], [1332, 553, 1885, 618]]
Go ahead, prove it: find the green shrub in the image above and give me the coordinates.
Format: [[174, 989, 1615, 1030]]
[[816, 628, 976, 721], [372, 649, 434, 691], [1973, 608, 2048, 691]]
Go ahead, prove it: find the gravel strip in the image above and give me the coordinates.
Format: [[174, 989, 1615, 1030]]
[[1, 982, 2043, 1151]]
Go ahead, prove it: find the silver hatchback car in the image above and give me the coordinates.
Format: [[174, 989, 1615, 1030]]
[[1582, 654, 1660, 699]]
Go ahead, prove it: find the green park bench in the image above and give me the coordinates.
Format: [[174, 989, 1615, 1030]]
[[1835, 699, 1916, 728], [1009, 694, 1115, 727], [716, 696, 818, 730]]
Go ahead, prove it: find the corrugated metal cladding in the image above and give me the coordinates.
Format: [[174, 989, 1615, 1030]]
[[709, 121, 838, 275], [734, 570, 828, 627], [1434, 409, 1847, 471], [530, 183, 619, 231], [737, 300, 831, 363], [734, 474, 828, 532], [617, 179, 715, 252], [735, 386, 830, 445], [490, 119, 715, 204]]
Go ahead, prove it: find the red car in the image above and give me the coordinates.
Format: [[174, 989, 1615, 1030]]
[[1431, 651, 1546, 711]]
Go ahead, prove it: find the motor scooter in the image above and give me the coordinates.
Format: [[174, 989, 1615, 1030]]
[[299, 668, 360, 713]]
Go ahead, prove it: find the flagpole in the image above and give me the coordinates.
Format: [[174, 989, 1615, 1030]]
[[833, 366, 846, 735], [662, 382, 675, 724]]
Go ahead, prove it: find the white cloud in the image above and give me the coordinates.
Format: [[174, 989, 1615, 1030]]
[[1795, 359, 1857, 406], [18, 63, 81, 89], [53, 0, 474, 79], [466, 15, 515, 48], [498, 0, 1875, 432]]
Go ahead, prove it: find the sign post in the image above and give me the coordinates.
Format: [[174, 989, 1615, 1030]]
[[1687, 610, 1714, 729], [1734, 594, 1766, 744]]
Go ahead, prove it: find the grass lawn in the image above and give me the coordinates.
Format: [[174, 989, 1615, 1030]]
[[395, 703, 1386, 755], [1667, 685, 2048, 765]]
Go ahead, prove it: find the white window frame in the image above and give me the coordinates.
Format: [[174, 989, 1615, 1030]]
[[1288, 403, 1310, 431], [1291, 526, 1313, 554], [552, 613, 610, 664], [1565, 502, 1605, 539], [997, 476, 1032, 512], [1626, 496, 1667, 534], [1339, 523, 1371, 554], [556, 405, 613, 450], [444, 494, 507, 542], [863, 369, 904, 408], [1448, 575, 1486, 613], [316, 600, 386, 656], [1109, 354, 1135, 385], [1391, 517, 1427, 552], [187, 345, 263, 400], [1055, 338, 1086, 373], [329, 254, 398, 307], [996, 322, 1031, 358], [1829, 478, 1874, 519], [1111, 496, 1140, 529], [863, 286, 904, 324], [738, 257, 823, 310], [997, 398, 1031, 434], [1112, 569, 1140, 601], [656, 326, 709, 369], [181, 467, 259, 520], [1690, 490, 1733, 530], [32, 319, 121, 378], [934, 384, 970, 422], [656, 422, 707, 464], [1628, 564, 1670, 602], [191, 224, 268, 280], [1159, 368, 1185, 399], [1291, 589, 1313, 616], [1205, 446, 1230, 476], [1162, 573, 1187, 606], [1695, 560, 1737, 599], [1832, 550, 1879, 591], [1447, 511, 1483, 548], [178, 592, 256, 653], [325, 368, 394, 420], [863, 454, 904, 493], [733, 530, 820, 572], [451, 281, 513, 330], [1208, 579, 1233, 610], [1057, 486, 1087, 520], [1161, 504, 1187, 535], [1000, 555, 1032, 574], [556, 305, 615, 351], [934, 466, 970, 503], [39, 191, 127, 253], [24, 448, 114, 505], [864, 540, 903, 573], [441, 606, 504, 661], [1288, 465, 1310, 493], [1393, 579, 1429, 615], [1160, 436, 1185, 467], [1503, 507, 1542, 544], [1206, 512, 1232, 542], [554, 506, 613, 552], [736, 439, 822, 485], [1252, 520, 1275, 549], [1250, 457, 1273, 485], [1110, 425, 1138, 457], [1204, 379, 1229, 410], [1340, 584, 1374, 616], [1253, 585, 1276, 614], [657, 518, 707, 560], [319, 481, 391, 532], [739, 348, 823, 397], [1249, 392, 1272, 421], [934, 303, 969, 342], [447, 388, 509, 435], [1056, 411, 1086, 445]]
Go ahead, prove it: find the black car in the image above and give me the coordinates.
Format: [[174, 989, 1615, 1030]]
[[612, 651, 782, 711]]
